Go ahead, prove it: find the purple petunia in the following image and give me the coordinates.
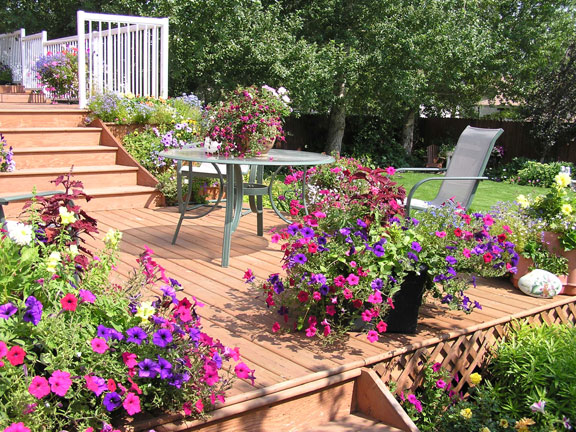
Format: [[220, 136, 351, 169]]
[[0, 302, 18, 319], [97, 325, 112, 340], [287, 224, 299, 236], [79, 289, 96, 303], [300, 227, 315, 238], [138, 358, 159, 378], [126, 326, 147, 345], [22, 296, 43, 326], [160, 284, 178, 304], [103, 391, 122, 411], [157, 355, 173, 379], [339, 227, 351, 236], [407, 252, 418, 262], [152, 328, 173, 348], [445, 256, 458, 266], [357, 218, 367, 228], [293, 253, 307, 265], [371, 278, 383, 290], [372, 243, 385, 257], [411, 241, 422, 252]]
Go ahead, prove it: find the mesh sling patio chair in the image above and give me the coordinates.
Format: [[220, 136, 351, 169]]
[[397, 125, 504, 217]]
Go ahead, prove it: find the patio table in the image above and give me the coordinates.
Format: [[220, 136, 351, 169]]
[[159, 148, 335, 267]]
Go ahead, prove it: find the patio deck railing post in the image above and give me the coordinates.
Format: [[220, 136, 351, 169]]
[[77, 10, 87, 107]]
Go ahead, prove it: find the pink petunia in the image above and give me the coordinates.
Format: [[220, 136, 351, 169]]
[[385, 166, 396, 176], [343, 288, 353, 299], [367, 290, 383, 304], [462, 248, 471, 258], [346, 273, 359, 285], [435, 231, 447, 238], [234, 362, 255, 385], [376, 321, 388, 333], [305, 326, 317, 337], [91, 337, 109, 354], [366, 330, 379, 343], [270, 233, 281, 243], [122, 352, 138, 369], [272, 322, 281, 333], [28, 376, 50, 399], [4, 423, 31, 432], [60, 293, 78, 311], [0, 340, 7, 357], [49, 370, 72, 397], [326, 305, 336, 316], [195, 399, 204, 413], [122, 392, 141, 415], [79, 289, 96, 303]]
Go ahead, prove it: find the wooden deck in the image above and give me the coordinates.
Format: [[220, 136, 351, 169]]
[[85, 206, 576, 431]]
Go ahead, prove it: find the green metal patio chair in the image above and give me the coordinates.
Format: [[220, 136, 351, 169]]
[[0, 190, 62, 224], [398, 125, 504, 217]]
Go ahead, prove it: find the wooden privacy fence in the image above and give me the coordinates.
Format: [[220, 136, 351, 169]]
[[373, 296, 576, 395]]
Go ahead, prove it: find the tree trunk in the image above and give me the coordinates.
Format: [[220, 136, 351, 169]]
[[401, 110, 417, 155], [324, 81, 347, 156]]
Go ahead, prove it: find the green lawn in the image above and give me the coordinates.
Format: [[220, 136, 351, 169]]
[[393, 172, 548, 212]]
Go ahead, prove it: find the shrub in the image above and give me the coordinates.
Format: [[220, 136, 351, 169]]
[[0, 62, 12, 84], [514, 160, 575, 188]]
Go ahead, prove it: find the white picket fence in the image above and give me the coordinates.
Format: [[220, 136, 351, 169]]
[[0, 10, 169, 107]]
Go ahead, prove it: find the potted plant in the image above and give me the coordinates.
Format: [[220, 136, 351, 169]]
[[204, 85, 292, 157], [515, 171, 576, 293], [247, 158, 517, 342], [34, 48, 79, 102]]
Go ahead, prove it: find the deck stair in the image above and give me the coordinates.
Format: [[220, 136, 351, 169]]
[[0, 84, 48, 104], [131, 368, 418, 431], [0, 87, 163, 216]]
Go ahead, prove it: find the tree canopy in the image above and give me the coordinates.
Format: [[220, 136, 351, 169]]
[[2, 0, 575, 155]]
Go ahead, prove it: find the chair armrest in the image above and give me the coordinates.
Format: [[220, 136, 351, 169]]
[[396, 167, 447, 174], [406, 176, 487, 216], [0, 190, 63, 223]]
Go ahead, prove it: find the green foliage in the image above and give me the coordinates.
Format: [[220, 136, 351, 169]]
[[487, 323, 576, 423], [514, 160, 575, 188], [0, 62, 12, 84], [122, 126, 166, 172]]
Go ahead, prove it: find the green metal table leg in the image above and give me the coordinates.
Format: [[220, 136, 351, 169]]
[[222, 165, 236, 267]]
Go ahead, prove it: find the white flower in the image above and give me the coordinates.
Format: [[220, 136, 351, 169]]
[[103, 228, 122, 247], [277, 86, 287, 95], [530, 400, 546, 414], [4, 221, 34, 246], [69, 244, 79, 257], [262, 84, 279, 97], [203, 137, 221, 154], [282, 94, 291, 104]]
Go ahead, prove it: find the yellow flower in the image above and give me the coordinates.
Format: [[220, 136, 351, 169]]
[[460, 408, 473, 419], [499, 419, 509, 428], [514, 418, 536, 432], [135, 301, 155, 323], [555, 172, 572, 188], [480, 428, 491, 432], [69, 244, 79, 257], [516, 194, 529, 209], [561, 204, 573, 215], [59, 206, 76, 225], [469, 372, 482, 385], [104, 229, 122, 247], [46, 251, 61, 273]]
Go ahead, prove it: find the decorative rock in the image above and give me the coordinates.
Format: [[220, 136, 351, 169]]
[[518, 269, 563, 298]]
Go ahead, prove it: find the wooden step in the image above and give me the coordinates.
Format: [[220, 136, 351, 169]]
[[12, 146, 118, 168], [0, 165, 139, 192], [310, 414, 406, 432], [0, 85, 26, 94], [1, 127, 102, 148], [130, 369, 418, 432], [0, 109, 87, 128], [0, 93, 47, 103], [1, 185, 163, 218]]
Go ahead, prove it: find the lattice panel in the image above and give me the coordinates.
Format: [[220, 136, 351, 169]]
[[374, 301, 576, 395]]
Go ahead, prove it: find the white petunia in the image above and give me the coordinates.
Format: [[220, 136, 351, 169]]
[[4, 221, 34, 246]]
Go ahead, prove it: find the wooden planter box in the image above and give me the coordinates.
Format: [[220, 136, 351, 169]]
[[104, 123, 157, 144]]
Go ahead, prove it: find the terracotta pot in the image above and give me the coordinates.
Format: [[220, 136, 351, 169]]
[[542, 231, 576, 295], [511, 255, 534, 289], [239, 136, 276, 155], [200, 186, 224, 201]]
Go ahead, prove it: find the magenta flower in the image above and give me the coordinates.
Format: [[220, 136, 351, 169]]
[[49, 370, 72, 397], [436, 379, 446, 389], [79, 289, 96, 303], [28, 376, 50, 399], [91, 338, 109, 354], [346, 273, 359, 286], [234, 362, 255, 385], [60, 293, 78, 311], [366, 330, 379, 343], [4, 423, 31, 432], [85, 375, 107, 396], [123, 392, 141, 415]]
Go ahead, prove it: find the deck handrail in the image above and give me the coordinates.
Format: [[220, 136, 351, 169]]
[[0, 10, 169, 107]]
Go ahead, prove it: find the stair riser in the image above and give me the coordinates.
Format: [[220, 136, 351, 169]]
[[0, 112, 86, 128], [1, 171, 138, 192], [0, 85, 26, 94], [0, 93, 47, 103], [2, 191, 163, 219], [13, 150, 118, 169], [2, 130, 101, 148]]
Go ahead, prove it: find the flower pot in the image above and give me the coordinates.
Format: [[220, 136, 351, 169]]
[[511, 255, 534, 289], [385, 269, 429, 334], [200, 186, 225, 201], [542, 231, 576, 295]]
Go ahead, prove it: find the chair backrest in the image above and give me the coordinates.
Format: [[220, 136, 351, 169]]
[[429, 126, 503, 209]]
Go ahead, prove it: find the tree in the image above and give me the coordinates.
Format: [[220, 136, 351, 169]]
[[523, 41, 576, 160]]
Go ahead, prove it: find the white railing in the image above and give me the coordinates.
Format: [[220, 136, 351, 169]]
[[77, 11, 169, 107], [21, 31, 47, 88], [0, 10, 169, 107], [0, 29, 24, 83]]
